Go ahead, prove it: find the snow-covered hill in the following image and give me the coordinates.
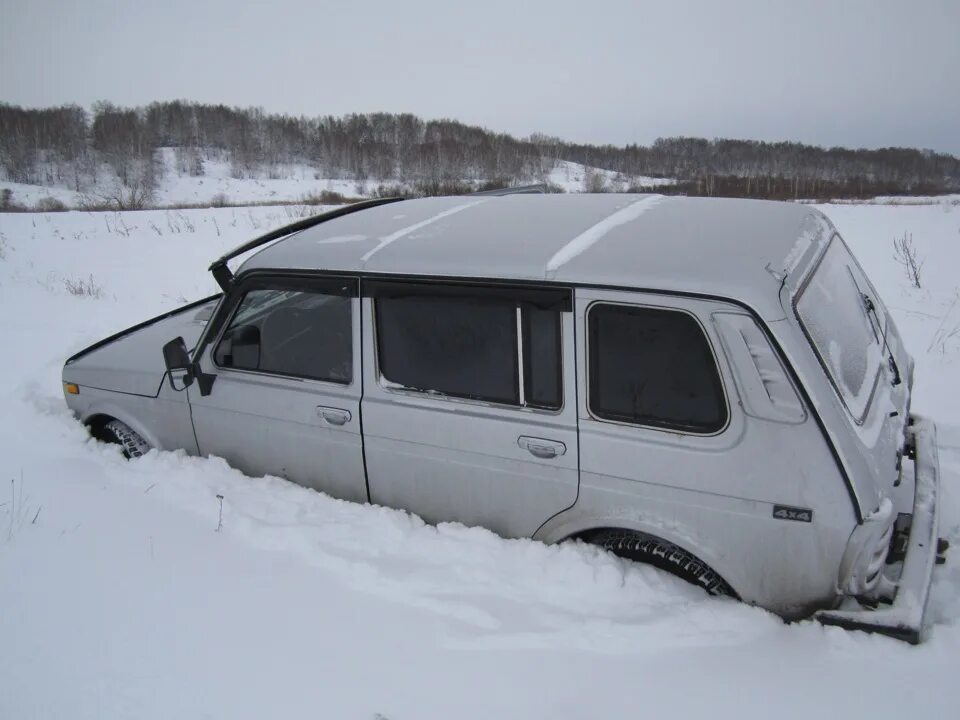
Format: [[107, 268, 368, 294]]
[[0, 148, 677, 210], [0, 201, 958, 718]]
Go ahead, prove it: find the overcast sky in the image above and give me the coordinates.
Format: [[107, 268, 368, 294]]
[[2, 0, 958, 154]]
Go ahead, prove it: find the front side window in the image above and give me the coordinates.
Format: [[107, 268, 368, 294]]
[[588, 303, 727, 433], [214, 286, 352, 383], [374, 285, 564, 409]]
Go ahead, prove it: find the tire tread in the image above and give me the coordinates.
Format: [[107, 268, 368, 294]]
[[101, 420, 151, 459], [586, 529, 735, 597]]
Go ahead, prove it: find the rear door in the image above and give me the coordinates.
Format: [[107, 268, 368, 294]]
[[575, 288, 735, 501], [186, 274, 368, 503], [360, 280, 579, 538]]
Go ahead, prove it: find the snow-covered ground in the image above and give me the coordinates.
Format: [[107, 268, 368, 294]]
[[0, 151, 364, 211], [0, 151, 676, 210], [0, 200, 958, 718], [807, 194, 960, 206], [0, 180, 89, 209], [546, 159, 676, 192], [151, 149, 365, 207]]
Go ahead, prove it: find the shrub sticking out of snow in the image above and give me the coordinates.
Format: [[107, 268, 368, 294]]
[[63, 274, 103, 298], [33, 197, 67, 213], [893, 231, 925, 288]]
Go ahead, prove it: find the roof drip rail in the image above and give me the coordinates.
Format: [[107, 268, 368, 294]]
[[206, 197, 405, 291], [471, 184, 547, 196]]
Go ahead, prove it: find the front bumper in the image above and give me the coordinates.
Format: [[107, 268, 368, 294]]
[[816, 415, 942, 644]]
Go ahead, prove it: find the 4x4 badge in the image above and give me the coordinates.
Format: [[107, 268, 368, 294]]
[[773, 505, 813, 523]]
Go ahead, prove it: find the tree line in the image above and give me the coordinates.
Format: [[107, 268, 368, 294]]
[[1, 100, 958, 202]]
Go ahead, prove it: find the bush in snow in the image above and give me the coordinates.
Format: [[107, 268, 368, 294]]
[[64, 274, 104, 298], [34, 196, 67, 212], [893, 231, 924, 289]]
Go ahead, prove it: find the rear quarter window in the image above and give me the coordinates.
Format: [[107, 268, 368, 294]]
[[588, 303, 727, 433]]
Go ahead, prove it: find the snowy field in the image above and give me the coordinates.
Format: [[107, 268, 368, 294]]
[[0, 200, 958, 718]]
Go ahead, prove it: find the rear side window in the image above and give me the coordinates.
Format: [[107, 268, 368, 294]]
[[377, 296, 519, 404], [214, 287, 352, 383], [588, 303, 727, 433], [795, 236, 882, 421], [374, 287, 564, 409]]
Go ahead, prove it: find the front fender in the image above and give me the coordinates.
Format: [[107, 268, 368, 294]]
[[67, 383, 199, 455], [81, 401, 164, 451]]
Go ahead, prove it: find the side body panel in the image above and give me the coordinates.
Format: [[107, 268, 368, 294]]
[[536, 288, 858, 617], [360, 297, 580, 539]]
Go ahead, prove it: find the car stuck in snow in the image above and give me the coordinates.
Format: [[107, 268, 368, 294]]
[[62, 192, 944, 642]]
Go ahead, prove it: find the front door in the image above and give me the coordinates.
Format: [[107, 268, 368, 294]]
[[187, 274, 368, 503], [360, 280, 579, 538]]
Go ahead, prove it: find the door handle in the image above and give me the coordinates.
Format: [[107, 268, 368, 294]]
[[317, 406, 351, 426], [518, 436, 566, 459]]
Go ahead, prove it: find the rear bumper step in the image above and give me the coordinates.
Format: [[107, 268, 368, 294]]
[[816, 415, 942, 644]]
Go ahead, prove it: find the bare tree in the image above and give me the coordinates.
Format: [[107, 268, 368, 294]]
[[4, 100, 960, 203]]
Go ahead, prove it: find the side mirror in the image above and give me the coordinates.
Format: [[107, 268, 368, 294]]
[[163, 336, 195, 391]]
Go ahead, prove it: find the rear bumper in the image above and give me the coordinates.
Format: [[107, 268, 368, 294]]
[[816, 415, 941, 644]]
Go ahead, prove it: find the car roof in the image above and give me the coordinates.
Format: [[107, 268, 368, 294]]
[[239, 193, 834, 319]]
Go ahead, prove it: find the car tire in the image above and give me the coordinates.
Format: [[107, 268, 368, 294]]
[[584, 529, 735, 597], [99, 419, 152, 459]]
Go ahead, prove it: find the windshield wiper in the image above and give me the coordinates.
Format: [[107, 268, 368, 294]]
[[862, 293, 901, 386]]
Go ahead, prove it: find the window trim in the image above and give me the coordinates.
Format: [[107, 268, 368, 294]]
[[516, 306, 526, 407], [519, 303, 564, 411], [364, 278, 571, 311], [370, 284, 567, 414], [209, 275, 357, 387], [585, 300, 730, 436]]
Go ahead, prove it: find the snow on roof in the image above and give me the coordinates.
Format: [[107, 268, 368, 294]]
[[240, 193, 829, 319]]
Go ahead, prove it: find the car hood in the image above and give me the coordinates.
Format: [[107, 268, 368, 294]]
[[63, 296, 221, 397]]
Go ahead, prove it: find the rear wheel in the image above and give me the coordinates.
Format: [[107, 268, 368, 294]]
[[584, 529, 735, 597], [97, 419, 151, 459]]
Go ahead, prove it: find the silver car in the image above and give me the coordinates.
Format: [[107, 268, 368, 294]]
[[62, 193, 944, 642]]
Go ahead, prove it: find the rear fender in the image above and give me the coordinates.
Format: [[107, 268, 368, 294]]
[[535, 514, 738, 596]]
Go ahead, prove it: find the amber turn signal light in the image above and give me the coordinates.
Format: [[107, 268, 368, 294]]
[[65, 382, 79, 395]]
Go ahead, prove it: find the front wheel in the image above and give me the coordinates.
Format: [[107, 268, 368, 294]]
[[97, 419, 152, 459]]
